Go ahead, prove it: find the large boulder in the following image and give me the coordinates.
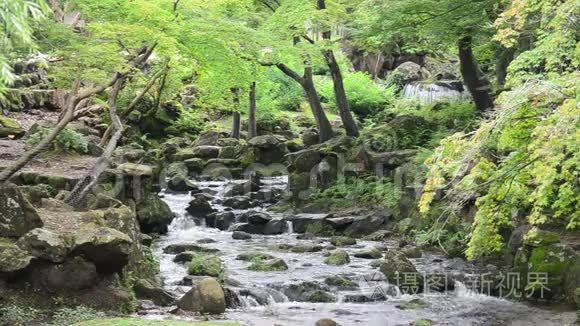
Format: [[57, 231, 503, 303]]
[[380, 251, 423, 294], [194, 131, 220, 146], [344, 213, 392, 237], [285, 148, 322, 173], [186, 196, 216, 218], [324, 249, 350, 266], [0, 184, 43, 237], [281, 281, 336, 303], [187, 254, 223, 277], [0, 239, 33, 274], [388, 61, 430, 86], [193, 146, 220, 159], [37, 256, 98, 292], [16, 228, 69, 263], [0, 115, 25, 138], [205, 211, 235, 230], [222, 196, 257, 210], [133, 279, 175, 306], [177, 277, 226, 314], [136, 193, 174, 234], [72, 226, 132, 273], [248, 135, 288, 164]]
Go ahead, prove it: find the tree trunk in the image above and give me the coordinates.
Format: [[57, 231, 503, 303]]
[[66, 79, 125, 207], [248, 81, 257, 139], [495, 45, 514, 88], [303, 68, 334, 142], [457, 36, 494, 112], [231, 89, 241, 139]]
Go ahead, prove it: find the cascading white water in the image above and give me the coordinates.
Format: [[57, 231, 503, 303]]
[[402, 80, 471, 104]]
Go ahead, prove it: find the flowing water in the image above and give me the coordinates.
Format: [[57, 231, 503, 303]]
[[150, 176, 576, 326], [402, 81, 471, 104]]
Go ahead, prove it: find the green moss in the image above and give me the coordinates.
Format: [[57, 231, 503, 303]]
[[324, 250, 350, 266], [523, 227, 561, 247], [188, 254, 223, 277], [247, 257, 288, 272], [304, 222, 335, 237]]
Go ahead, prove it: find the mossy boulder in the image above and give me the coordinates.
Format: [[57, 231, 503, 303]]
[[380, 251, 423, 293], [188, 254, 223, 277], [324, 249, 350, 266], [354, 248, 383, 259], [37, 256, 98, 292], [0, 238, 33, 274], [523, 227, 561, 247], [136, 194, 174, 234], [236, 252, 275, 261], [282, 281, 336, 303], [133, 279, 175, 306], [0, 115, 25, 138], [16, 228, 70, 263], [247, 135, 288, 164], [177, 277, 226, 314], [324, 276, 359, 290], [330, 236, 356, 247], [525, 244, 577, 300], [285, 148, 322, 173], [72, 226, 132, 274], [0, 184, 43, 237], [248, 257, 288, 272]]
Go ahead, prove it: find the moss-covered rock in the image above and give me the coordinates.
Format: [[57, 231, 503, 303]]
[[523, 227, 561, 247], [324, 249, 350, 266], [0, 184, 43, 237], [17, 228, 70, 263], [188, 254, 223, 277], [0, 115, 25, 138], [248, 257, 288, 272], [0, 238, 33, 273], [133, 279, 175, 306], [330, 236, 356, 247], [72, 226, 132, 274], [136, 194, 174, 234], [177, 277, 226, 314], [380, 251, 423, 293], [235, 252, 275, 261]]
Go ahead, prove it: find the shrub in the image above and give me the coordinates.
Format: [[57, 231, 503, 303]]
[[315, 177, 401, 210], [318, 72, 396, 118], [255, 110, 293, 134], [0, 305, 40, 325], [26, 126, 88, 154], [50, 306, 98, 325], [172, 108, 205, 135]]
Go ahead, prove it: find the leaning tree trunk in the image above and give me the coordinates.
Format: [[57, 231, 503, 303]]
[[457, 36, 494, 112], [248, 81, 257, 139], [0, 77, 121, 184], [275, 63, 334, 143], [66, 78, 125, 207], [317, 0, 359, 137], [302, 68, 334, 142]]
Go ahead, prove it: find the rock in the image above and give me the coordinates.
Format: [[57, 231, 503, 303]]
[[316, 318, 339, 326], [136, 193, 174, 234], [248, 257, 288, 272], [117, 163, 153, 176], [248, 135, 288, 164], [186, 196, 216, 217], [330, 236, 356, 247], [389, 61, 429, 85], [324, 276, 359, 290], [289, 214, 334, 234], [133, 279, 175, 306], [0, 115, 25, 138], [193, 146, 220, 159], [173, 251, 197, 263], [523, 227, 561, 247], [363, 230, 393, 241], [282, 282, 335, 303], [238, 288, 287, 305], [16, 228, 69, 263], [285, 244, 324, 253], [167, 175, 197, 192], [174, 148, 196, 161], [285, 148, 322, 173], [343, 293, 387, 303], [195, 131, 220, 146], [163, 243, 220, 255], [262, 219, 288, 235], [18, 184, 55, 206], [72, 226, 132, 273], [396, 298, 428, 310], [0, 184, 43, 237], [301, 129, 319, 147], [86, 193, 123, 210], [0, 239, 33, 274], [288, 172, 311, 200], [232, 231, 252, 240], [177, 277, 226, 314], [188, 254, 223, 277], [324, 250, 350, 265], [184, 158, 205, 173], [38, 256, 98, 292], [400, 247, 422, 258], [206, 212, 235, 231], [140, 233, 153, 246], [344, 213, 391, 237], [354, 248, 383, 259], [222, 196, 257, 210], [236, 252, 275, 261], [380, 251, 423, 294], [224, 287, 242, 308], [246, 211, 271, 224]]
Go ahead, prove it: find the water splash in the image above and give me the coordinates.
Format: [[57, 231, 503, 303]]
[[402, 80, 471, 104]]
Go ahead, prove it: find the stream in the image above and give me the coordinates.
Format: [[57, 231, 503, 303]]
[[150, 176, 576, 326]]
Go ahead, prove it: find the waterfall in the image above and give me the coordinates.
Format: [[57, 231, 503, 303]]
[[402, 80, 471, 104]]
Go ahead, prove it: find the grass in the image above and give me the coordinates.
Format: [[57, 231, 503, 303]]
[[75, 318, 240, 326]]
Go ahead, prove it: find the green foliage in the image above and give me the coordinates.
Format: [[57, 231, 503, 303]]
[[0, 0, 49, 96], [50, 306, 98, 326], [318, 71, 396, 117], [257, 69, 304, 112], [247, 257, 287, 272], [0, 304, 40, 325], [172, 108, 205, 136], [27, 127, 88, 154], [315, 176, 401, 210]]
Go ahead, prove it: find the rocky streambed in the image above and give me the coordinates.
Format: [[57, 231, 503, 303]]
[[146, 176, 576, 326]]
